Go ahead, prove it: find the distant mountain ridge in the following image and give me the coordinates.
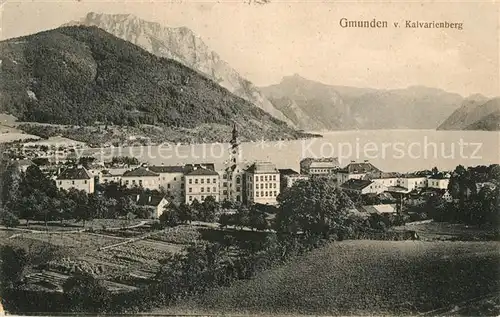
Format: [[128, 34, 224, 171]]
[[438, 96, 500, 131], [261, 74, 464, 130], [63, 12, 294, 126], [0, 26, 309, 142]]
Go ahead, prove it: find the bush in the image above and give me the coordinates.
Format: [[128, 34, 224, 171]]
[[1, 211, 20, 227]]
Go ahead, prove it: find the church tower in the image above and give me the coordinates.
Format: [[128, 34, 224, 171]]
[[223, 123, 242, 202]]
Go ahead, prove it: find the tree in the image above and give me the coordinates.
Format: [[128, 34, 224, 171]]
[[0, 208, 20, 227], [178, 202, 193, 224], [68, 188, 91, 227], [198, 196, 218, 222], [63, 273, 111, 313], [0, 245, 27, 289], [160, 204, 182, 227], [248, 206, 268, 231], [275, 177, 353, 238], [1, 163, 22, 211]]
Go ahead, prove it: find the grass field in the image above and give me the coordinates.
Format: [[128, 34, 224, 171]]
[[157, 240, 500, 316]]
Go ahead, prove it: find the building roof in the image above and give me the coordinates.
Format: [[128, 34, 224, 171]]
[[300, 157, 339, 168], [246, 162, 279, 174], [185, 167, 219, 176], [338, 161, 381, 174], [57, 167, 92, 180], [149, 165, 185, 173], [340, 179, 373, 191], [428, 174, 450, 180], [184, 163, 215, 173], [278, 168, 299, 175], [137, 194, 168, 207], [122, 167, 159, 177], [386, 186, 411, 193], [15, 159, 35, 166], [401, 173, 427, 179], [365, 171, 400, 179], [361, 204, 397, 214]]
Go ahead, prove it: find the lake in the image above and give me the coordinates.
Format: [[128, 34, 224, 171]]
[[83, 130, 499, 173]]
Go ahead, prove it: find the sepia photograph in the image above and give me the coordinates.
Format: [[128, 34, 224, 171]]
[[0, 0, 499, 315]]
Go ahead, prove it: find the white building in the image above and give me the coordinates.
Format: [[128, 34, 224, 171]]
[[397, 175, 428, 191], [56, 166, 95, 193], [184, 167, 220, 204], [336, 161, 381, 185], [136, 194, 170, 219], [245, 162, 280, 205], [149, 165, 185, 203], [427, 176, 450, 190], [279, 169, 310, 190], [340, 179, 387, 195], [300, 157, 339, 175], [366, 172, 400, 188], [121, 167, 161, 190]]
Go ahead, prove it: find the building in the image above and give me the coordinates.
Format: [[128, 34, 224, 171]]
[[365, 171, 400, 187], [360, 204, 397, 214], [100, 171, 122, 184], [336, 160, 381, 185], [184, 167, 220, 204], [300, 157, 340, 175], [397, 174, 428, 191], [279, 169, 309, 191], [56, 166, 95, 193], [121, 167, 161, 190], [136, 194, 170, 219], [149, 165, 185, 203], [221, 124, 246, 203], [340, 179, 387, 195], [245, 162, 281, 205], [427, 176, 450, 190], [13, 159, 35, 172]]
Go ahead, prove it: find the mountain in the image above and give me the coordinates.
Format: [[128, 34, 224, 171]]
[[438, 96, 500, 131], [261, 75, 464, 130], [63, 12, 293, 126], [0, 26, 310, 142], [261, 74, 358, 130]]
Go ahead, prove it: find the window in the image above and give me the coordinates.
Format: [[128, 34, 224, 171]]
[[181, 184, 184, 189], [213, 187, 216, 192], [236, 186, 240, 192], [189, 179, 192, 184], [223, 174, 227, 179], [189, 196, 193, 201], [167, 184, 171, 189], [174, 177, 177, 181], [195, 179, 198, 184], [126, 180, 130, 185], [255, 176, 258, 181], [223, 182, 227, 187], [236, 176, 240, 184], [273, 183, 276, 188], [207, 187, 210, 193], [213, 178, 217, 183], [260, 176, 263, 181], [261, 191, 264, 197], [189, 187, 192, 193], [265, 191, 268, 197], [201, 196, 205, 201], [273, 175, 276, 181], [201, 178, 204, 184], [72, 181, 75, 185], [132, 180, 136, 184], [265, 183, 268, 189], [207, 178, 210, 184], [236, 196, 240, 202], [274, 191, 277, 196], [201, 187, 204, 192], [260, 184, 264, 189], [265, 175, 268, 181], [59, 181, 62, 185], [139, 180, 143, 186], [223, 190, 228, 195], [163, 177, 166, 180], [256, 191, 259, 197]]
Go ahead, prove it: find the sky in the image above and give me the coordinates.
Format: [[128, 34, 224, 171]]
[[1, 0, 498, 97]]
